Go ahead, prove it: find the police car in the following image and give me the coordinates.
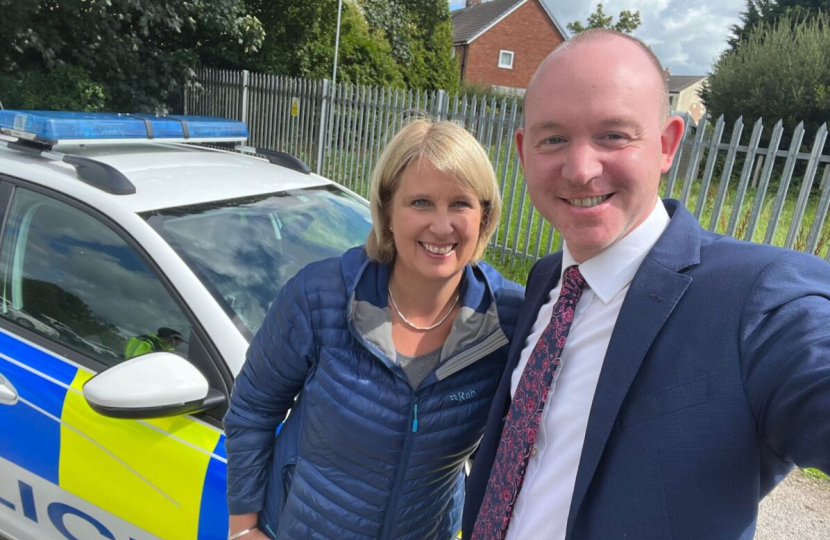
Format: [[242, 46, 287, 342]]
[[0, 111, 373, 540]]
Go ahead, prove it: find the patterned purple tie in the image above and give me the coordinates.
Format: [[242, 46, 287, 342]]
[[472, 265, 587, 540]]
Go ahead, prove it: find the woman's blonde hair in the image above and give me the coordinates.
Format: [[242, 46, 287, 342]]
[[365, 118, 502, 264]]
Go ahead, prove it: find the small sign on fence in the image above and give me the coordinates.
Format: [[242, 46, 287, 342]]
[[291, 97, 299, 117]]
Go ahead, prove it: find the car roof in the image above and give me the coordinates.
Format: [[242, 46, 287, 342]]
[[0, 139, 333, 213]]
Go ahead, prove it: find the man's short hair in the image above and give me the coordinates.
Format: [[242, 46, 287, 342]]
[[365, 118, 502, 264], [528, 29, 671, 123]]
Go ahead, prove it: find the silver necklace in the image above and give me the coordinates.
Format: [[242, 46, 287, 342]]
[[388, 286, 460, 331]]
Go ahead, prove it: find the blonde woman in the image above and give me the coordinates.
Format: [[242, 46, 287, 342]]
[[224, 119, 524, 540]]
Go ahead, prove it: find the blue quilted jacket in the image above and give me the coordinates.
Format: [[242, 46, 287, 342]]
[[224, 247, 523, 540]]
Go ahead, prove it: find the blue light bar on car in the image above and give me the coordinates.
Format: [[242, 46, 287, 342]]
[[0, 110, 248, 144]]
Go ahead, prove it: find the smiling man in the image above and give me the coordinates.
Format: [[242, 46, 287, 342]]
[[465, 29, 830, 540], [517, 32, 681, 264]]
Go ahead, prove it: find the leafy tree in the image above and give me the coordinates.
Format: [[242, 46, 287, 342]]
[[728, 0, 771, 49], [0, 0, 264, 112], [361, 0, 413, 65], [567, 3, 642, 34], [0, 65, 107, 111], [214, 0, 404, 88], [403, 0, 460, 92], [298, 1, 404, 87], [212, 0, 328, 74], [405, 14, 460, 92], [234, 0, 459, 91], [701, 13, 830, 141], [361, 0, 460, 91], [728, 0, 828, 50]]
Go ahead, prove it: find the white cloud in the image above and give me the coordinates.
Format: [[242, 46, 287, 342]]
[[638, 0, 744, 74], [556, 0, 746, 74]]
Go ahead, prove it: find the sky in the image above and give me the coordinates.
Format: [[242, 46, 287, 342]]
[[449, 0, 748, 75]]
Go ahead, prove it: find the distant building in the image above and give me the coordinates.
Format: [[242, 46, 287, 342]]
[[668, 75, 708, 124], [452, 0, 567, 94]]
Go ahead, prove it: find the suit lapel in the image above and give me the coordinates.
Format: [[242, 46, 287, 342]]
[[566, 201, 701, 536]]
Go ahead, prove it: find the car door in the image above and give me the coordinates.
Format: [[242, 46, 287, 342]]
[[0, 181, 229, 540]]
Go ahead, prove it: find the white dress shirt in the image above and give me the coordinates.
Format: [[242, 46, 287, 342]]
[[504, 199, 670, 540]]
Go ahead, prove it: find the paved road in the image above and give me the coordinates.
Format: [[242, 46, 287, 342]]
[[757, 469, 830, 539]]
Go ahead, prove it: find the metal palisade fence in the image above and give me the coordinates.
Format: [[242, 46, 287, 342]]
[[169, 68, 830, 264]]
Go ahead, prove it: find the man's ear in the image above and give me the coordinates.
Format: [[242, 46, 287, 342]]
[[660, 115, 685, 174], [516, 127, 526, 169]]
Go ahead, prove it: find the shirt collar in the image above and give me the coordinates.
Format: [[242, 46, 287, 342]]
[[562, 198, 670, 304]]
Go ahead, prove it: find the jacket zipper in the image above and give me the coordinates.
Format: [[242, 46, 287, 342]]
[[378, 395, 418, 539], [345, 316, 420, 538], [412, 401, 419, 433], [346, 302, 501, 537]]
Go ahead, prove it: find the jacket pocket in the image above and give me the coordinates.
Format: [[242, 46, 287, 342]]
[[620, 375, 709, 427], [280, 460, 297, 514], [260, 456, 297, 538]]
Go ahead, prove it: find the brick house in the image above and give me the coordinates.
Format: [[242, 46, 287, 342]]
[[452, 0, 567, 93]]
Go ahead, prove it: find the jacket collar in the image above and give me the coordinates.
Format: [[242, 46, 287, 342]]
[[646, 199, 701, 272], [565, 198, 670, 304], [341, 247, 509, 379]]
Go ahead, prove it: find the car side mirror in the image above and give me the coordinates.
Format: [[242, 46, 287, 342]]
[[83, 352, 226, 419]]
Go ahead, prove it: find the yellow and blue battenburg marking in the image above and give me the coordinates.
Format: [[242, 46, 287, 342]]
[[0, 329, 229, 540]]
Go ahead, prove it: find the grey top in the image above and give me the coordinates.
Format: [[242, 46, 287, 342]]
[[351, 291, 509, 384], [397, 347, 443, 390]]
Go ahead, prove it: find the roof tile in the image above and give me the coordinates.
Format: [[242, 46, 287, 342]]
[[452, 0, 526, 44]]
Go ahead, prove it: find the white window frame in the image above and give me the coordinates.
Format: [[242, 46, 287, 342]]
[[498, 50, 514, 69]]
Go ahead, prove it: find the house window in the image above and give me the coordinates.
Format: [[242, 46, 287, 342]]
[[498, 50, 514, 69]]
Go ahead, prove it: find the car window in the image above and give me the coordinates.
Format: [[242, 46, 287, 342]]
[[0, 188, 191, 367], [145, 185, 372, 336]]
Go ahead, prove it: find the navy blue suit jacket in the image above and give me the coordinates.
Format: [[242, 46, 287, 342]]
[[464, 200, 830, 540]]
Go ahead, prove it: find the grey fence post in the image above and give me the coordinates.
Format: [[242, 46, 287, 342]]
[[751, 155, 764, 189], [183, 85, 190, 116], [241, 70, 250, 122], [316, 79, 331, 175], [435, 90, 447, 120], [680, 113, 708, 206], [786, 123, 829, 250], [708, 116, 744, 232], [694, 115, 726, 219]]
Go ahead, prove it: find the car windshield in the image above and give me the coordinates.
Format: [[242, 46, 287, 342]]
[[144, 185, 372, 339]]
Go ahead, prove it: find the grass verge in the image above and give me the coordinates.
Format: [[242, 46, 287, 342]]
[[802, 468, 830, 481]]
